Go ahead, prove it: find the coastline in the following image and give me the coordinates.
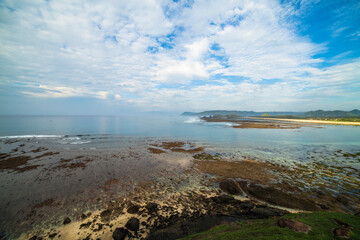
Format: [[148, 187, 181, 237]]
[[248, 117, 360, 126], [1, 136, 359, 239]]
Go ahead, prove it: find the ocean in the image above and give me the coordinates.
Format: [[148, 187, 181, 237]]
[[1, 114, 360, 164]]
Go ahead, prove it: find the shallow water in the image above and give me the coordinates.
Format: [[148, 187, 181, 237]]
[[0, 135, 196, 237], [0, 114, 359, 238], [1, 114, 359, 165]]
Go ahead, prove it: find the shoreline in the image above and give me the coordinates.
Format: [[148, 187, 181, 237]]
[[1, 136, 359, 239], [248, 117, 360, 126]]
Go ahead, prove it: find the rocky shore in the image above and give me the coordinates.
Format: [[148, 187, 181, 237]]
[[201, 116, 304, 129], [0, 137, 359, 239]]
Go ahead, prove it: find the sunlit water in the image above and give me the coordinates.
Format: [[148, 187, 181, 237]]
[[1, 114, 359, 163]]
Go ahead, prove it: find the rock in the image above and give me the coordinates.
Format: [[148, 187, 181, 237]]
[[63, 217, 71, 225], [113, 227, 129, 240], [100, 209, 112, 222], [79, 222, 92, 229], [146, 215, 243, 240], [238, 181, 321, 211], [127, 204, 140, 214], [125, 217, 140, 231], [333, 227, 351, 238], [277, 219, 311, 233], [146, 202, 158, 212], [81, 212, 91, 220], [48, 233, 57, 239], [237, 201, 255, 210], [251, 207, 286, 218], [219, 180, 243, 195], [211, 194, 235, 204], [336, 196, 350, 206]]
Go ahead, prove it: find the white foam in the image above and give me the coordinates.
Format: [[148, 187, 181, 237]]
[[63, 137, 81, 140], [205, 122, 239, 127], [184, 117, 202, 124], [0, 135, 63, 139], [70, 141, 92, 145]]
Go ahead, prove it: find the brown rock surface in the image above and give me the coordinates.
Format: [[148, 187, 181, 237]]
[[278, 218, 311, 233]]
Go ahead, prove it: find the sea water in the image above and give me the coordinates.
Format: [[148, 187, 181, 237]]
[[1, 114, 360, 163]]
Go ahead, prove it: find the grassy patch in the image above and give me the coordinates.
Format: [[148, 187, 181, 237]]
[[181, 212, 360, 240], [193, 152, 222, 161]]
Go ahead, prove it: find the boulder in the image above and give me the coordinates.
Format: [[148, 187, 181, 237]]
[[125, 217, 140, 231], [146, 202, 158, 212], [113, 227, 129, 240], [127, 204, 140, 214], [333, 227, 351, 238], [277, 219, 311, 233], [63, 217, 71, 225], [100, 209, 112, 222], [238, 181, 321, 211]]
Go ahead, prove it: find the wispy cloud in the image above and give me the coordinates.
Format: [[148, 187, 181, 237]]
[[0, 0, 359, 113]]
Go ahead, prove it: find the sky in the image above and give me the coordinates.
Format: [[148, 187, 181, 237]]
[[0, 0, 359, 115]]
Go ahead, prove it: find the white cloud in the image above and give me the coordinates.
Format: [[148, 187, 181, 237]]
[[0, 0, 359, 112]]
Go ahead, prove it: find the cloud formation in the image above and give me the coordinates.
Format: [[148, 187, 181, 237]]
[[0, 0, 359, 113]]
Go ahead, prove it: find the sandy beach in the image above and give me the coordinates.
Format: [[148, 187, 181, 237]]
[[249, 117, 360, 126]]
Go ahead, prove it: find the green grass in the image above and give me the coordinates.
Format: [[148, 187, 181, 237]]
[[181, 212, 360, 240]]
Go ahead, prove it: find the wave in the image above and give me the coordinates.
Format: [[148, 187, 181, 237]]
[[69, 141, 92, 145], [0, 135, 63, 139], [62, 137, 81, 141], [184, 117, 203, 124], [205, 122, 239, 127]]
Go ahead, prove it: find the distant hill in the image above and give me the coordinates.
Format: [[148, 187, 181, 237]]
[[301, 109, 360, 118], [181, 110, 303, 117], [181, 109, 360, 118]]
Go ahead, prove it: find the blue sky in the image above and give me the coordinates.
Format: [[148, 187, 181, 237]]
[[0, 0, 359, 114]]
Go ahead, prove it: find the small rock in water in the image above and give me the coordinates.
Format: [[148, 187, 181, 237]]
[[125, 217, 140, 231], [127, 204, 140, 214], [63, 217, 71, 225], [112, 227, 129, 240], [146, 202, 158, 212]]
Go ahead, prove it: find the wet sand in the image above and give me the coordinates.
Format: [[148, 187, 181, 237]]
[[0, 136, 359, 240]]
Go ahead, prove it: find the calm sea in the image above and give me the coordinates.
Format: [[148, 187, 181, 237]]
[[0, 114, 360, 165]]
